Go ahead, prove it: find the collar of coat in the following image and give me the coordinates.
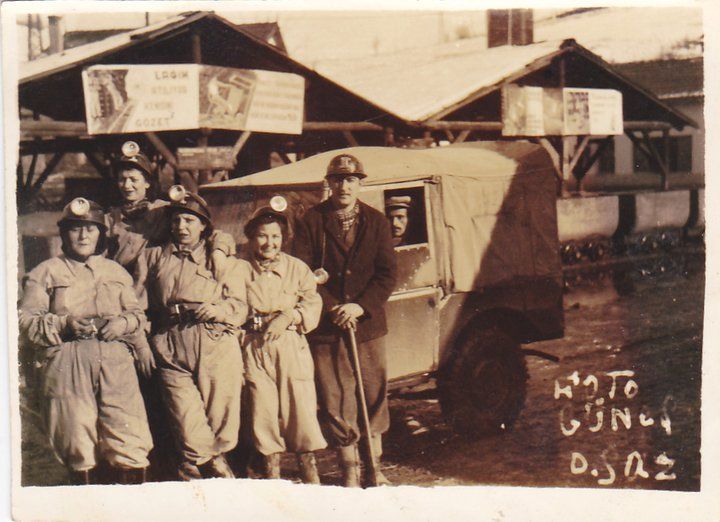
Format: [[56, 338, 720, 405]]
[[249, 251, 288, 279], [318, 199, 370, 254], [162, 240, 207, 265]]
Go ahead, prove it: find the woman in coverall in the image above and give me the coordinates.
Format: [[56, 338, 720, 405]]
[[238, 201, 326, 484], [139, 186, 246, 480], [19, 198, 154, 485], [107, 141, 236, 480], [106, 141, 236, 307]]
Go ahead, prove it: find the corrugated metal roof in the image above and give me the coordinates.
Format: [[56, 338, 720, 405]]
[[313, 39, 565, 122]]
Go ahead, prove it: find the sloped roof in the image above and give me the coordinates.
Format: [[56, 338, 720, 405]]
[[314, 39, 563, 122], [535, 6, 703, 64], [19, 11, 394, 125], [309, 38, 696, 128], [614, 58, 703, 100], [203, 141, 551, 189], [20, 12, 203, 84]]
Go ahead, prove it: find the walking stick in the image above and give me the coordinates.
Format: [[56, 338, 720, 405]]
[[347, 325, 379, 487]]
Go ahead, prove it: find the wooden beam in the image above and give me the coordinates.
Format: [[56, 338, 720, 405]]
[[24, 152, 39, 190], [566, 135, 591, 177], [342, 131, 359, 147], [537, 138, 563, 180], [422, 121, 503, 132], [443, 129, 455, 142], [642, 130, 670, 188], [230, 130, 252, 163], [625, 130, 653, 162], [303, 121, 383, 132], [18, 119, 676, 142], [278, 152, 293, 165], [145, 132, 178, 168], [575, 136, 613, 181], [623, 121, 673, 131], [454, 130, 471, 143], [85, 151, 111, 180], [23, 152, 64, 203]]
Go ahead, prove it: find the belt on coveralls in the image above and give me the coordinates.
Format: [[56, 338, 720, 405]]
[[61, 316, 110, 341], [241, 311, 297, 333], [154, 302, 205, 328]]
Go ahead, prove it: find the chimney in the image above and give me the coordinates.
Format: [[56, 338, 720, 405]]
[[487, 9, 533, 48], [48, 15, 65, 54]]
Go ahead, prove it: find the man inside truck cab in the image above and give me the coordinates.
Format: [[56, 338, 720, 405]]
[[385, 195, 412, 247], [294, 153, 397, 487]]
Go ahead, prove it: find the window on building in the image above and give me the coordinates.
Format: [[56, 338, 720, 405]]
[[633, 135, 692, 173]]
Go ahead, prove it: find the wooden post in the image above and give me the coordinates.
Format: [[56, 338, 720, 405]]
[[191, 31, 202, 64], [662, 129, 671, 190], [384, 127, 395, 146]]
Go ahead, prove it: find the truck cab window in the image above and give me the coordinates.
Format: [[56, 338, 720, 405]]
[[384, 187, 428, 248]]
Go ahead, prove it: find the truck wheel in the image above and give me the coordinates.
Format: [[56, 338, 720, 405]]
[[438, 326, 528, 437]]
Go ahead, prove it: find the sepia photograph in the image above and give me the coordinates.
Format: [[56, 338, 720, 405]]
[[1, 1, 718, 520]]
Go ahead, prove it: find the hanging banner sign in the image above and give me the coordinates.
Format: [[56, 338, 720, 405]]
[[501, 85, 623, 136], [82, 64, 305, 135]]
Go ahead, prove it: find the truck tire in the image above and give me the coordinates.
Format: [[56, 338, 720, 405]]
[[438, 325, 528, 437]]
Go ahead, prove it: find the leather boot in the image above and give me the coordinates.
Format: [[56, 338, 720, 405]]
[[361, 434, 391, 487], [116, 467, 147, 485], [296, 452, 320, 485], [337, 444, 361, 488], [262, 453, 282, 479], [198, 454, 235, 479], [178, 461, 203, 481], [68, 468, 94, 486]]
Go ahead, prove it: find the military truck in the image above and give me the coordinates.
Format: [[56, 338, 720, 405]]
[[201, 141, 563, 436]]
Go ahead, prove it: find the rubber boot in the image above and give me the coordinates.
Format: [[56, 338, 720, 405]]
[[198, 454, 235, 479], [361, 434, 391, 487], [262, 453, 282, 479], [296, 452, 320, 485], [337, 444, 361, 488]]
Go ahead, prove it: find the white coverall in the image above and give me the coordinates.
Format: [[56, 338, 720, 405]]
[[141, 241, 247, 466], [19, 255, 152, 472], [238, 252, 327, 455]]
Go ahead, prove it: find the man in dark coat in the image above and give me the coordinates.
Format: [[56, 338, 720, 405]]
[[294, 153, 397, 487]]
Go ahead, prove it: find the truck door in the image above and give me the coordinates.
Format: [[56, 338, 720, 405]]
[[360, 181, 441, 384]]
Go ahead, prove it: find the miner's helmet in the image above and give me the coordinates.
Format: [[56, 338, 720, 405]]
[[244, 195, 290, 239], [167, 185, 212, 224], [325, 153, 367, 180], [57, 197, 107, 231], [115, 141, 153, 179]]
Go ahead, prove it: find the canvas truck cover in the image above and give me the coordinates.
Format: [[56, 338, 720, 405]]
[[202, 142, 561, 292]]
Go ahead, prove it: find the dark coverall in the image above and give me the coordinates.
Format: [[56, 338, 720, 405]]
[[294, 199, 397, 447]]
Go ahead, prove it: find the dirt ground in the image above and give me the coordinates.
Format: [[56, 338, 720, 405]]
[[19, 256, 704, 490]]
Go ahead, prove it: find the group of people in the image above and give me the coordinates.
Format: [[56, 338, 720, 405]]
[[19, 142, 399, 488]]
